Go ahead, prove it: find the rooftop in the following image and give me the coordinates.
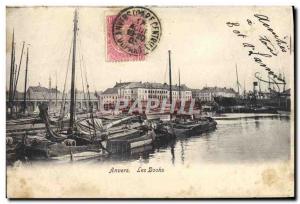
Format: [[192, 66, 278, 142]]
[[102, 87, 118, 95], [193, 86, 237, 94], [111, 81, 191, 91], [28, 86, 60, 93]]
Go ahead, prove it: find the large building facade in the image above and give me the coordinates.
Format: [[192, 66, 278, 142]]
[[7, 85, 100, 113], [100, 82, 192, 108], [192, 87, 237, 102]]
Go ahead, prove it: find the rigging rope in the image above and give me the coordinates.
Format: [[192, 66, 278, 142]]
[[79, 33, 97, 141], [255, 72, 283, 93], [80, 56, 86, 100], [58, 39, 73, 130], [78, 33, 87, 101]]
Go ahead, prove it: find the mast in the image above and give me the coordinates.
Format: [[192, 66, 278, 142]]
[[49, 75, 52, 111], [268, 73, 271, 93], [243, 80, 246, 98], [283, 73, 286, 92], [23, 47, 29, 113], [8, 30, 15, 109], [69, 9, 78, 133], [55, 71, 58, 108], [13, 64, 17, 101], [168, 50, 172, 119], [258, 80, 261, 96], [49, 76, 52, 90], [87, 83, 96, 139], [235, 64, 240, 96], [12, 41, 25, 101], [178, 69, 181, 99], [13, 64, 17, 94]]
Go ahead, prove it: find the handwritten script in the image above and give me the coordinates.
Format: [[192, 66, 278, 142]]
[[226, 14, 290, 85]]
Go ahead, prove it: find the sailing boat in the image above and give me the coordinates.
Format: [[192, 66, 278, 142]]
[[20, 10, 107, 161], [22, 9, 156, 160], [167, 50, 217, 137], [7, 31, 29, 118]]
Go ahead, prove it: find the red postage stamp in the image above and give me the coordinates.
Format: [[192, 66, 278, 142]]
[[106, 7, 162, 62], [106, 15, 146, 62]]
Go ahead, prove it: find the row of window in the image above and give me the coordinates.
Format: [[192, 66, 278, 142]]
[[101, 95, 192, 100], [197, 92, 236, 96], [102, 95, 118, 99], [121, 89, 192, 95], [121, 90, 134, 94], [200, 97, 212, 101]]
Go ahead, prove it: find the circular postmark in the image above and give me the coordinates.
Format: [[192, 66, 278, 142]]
[[112, 7, 162, 56]]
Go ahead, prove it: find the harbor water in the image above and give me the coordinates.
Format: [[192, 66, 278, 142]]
[[95, 113, 292, 165], [7, 113, 293, 199], [7, 113, 292, 166]]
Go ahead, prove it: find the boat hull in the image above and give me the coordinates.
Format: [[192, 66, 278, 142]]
[[173, 121, 217, 137], [23, 141, 106, 161], [106, 131, 155, 154]]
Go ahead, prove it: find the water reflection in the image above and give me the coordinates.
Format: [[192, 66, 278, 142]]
[[170, 145, 175, 165], [101, 114, 291, 165], [26, 114, 290, 166], [254, 116, 260, 128], [180, 140, 184, 165]]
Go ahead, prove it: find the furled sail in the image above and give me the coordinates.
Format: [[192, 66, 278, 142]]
[[76, 118, 103, 135]]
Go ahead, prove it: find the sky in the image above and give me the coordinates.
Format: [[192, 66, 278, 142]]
[[6, 6, 294, 93]]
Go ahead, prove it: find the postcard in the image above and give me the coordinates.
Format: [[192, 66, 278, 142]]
[[6, 6, 294, 198]]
